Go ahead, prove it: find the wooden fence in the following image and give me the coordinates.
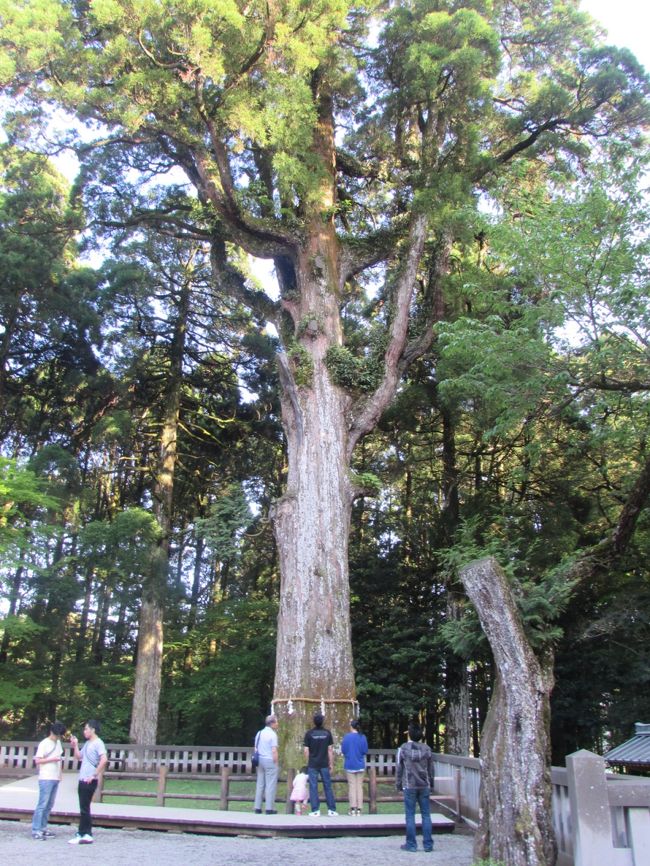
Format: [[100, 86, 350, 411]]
[[2, 741, 648, 864], [94, 765, 390, 812]]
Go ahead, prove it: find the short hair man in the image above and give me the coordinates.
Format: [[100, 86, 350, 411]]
[[396, 723, 435, 852], [253, 713, 279, 814], [31, 721, 67, 840], [303, 712, 338, 816], [68, 719, 107, 845]]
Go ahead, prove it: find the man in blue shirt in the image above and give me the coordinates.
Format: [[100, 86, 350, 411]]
[[341, 719, 368, 815]]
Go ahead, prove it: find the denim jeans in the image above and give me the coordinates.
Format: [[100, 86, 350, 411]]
[[403, 786, 433, 851], [308, 766, 336, 812], [32, 779, 59, 832], [254, 757, 279, 811]]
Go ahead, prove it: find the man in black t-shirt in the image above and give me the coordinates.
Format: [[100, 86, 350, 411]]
[[303, 712, 338, 816]]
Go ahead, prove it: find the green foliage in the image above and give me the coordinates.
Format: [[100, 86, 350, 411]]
[[325, 345, 383, 393], [160, 596, 278, 744], [286, 340, 314, 388], [0, 457, 58, 554], [439, 516, 578, 657], [349, 470, 382, 496], [195, 484, 252, 565]]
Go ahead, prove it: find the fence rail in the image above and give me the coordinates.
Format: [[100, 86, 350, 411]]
[[2, 740, 648, 864], [95, 765, 400, 813]]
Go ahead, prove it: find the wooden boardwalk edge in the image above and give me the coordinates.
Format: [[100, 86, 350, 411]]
[[0, 775, 456, 839]]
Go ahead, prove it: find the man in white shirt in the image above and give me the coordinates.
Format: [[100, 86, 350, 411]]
[[31, 721, 67, 840], [253, 714, 279, 814]]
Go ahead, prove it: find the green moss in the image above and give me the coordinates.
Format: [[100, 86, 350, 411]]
[[296, 313, 324, 340], [325, 346, 383, 393], [287, 340, 314, 387]]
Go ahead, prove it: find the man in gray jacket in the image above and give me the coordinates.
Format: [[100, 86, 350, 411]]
[[396, 723, 435, 852]]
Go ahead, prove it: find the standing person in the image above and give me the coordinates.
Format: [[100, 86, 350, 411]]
[[341, 718, 368, 816], [68, 719, 107, 845], [303, 712, 338, 816], [253, 713, 279, 814], [31, 721, 67, 840], [289, 766, 309, 814], [396, 723, 435, 853]]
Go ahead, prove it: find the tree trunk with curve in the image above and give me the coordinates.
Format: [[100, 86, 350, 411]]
[[460, 556, 556, 866], [458, 454, 650, 866]]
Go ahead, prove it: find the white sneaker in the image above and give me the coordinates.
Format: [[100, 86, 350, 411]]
[[68, 835, 82, 845], [308, 810, 320, 817], [80, 834, 94, 844], [327, 809, 338, 816]]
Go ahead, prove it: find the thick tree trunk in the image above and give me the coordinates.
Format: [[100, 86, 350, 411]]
[[266, 85, 359, 765], [270, 382, 356, 763], [270, 270, 357, 766], [460, 556, 556, 866]]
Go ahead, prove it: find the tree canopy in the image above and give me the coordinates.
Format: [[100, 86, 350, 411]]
[[0, 0, 648, 790]]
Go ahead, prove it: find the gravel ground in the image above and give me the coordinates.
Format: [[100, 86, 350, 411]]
[[1, 819, 476, 865]]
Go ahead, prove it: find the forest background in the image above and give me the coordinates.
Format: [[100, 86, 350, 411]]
[[0, 0, 649, 771]]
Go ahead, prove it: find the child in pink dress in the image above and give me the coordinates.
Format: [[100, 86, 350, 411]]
[[290, 766, 309, 815]]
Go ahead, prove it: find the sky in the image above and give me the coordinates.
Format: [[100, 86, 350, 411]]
[[582, 0, 649, 70]]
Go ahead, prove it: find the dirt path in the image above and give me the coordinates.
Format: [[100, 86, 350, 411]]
[[1, 818, 475, 865]]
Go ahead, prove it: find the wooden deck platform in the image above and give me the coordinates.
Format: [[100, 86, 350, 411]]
[[0, 774, 456, 838]]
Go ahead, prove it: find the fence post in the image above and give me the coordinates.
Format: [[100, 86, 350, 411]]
[[95, 772, 105, 803], [220, 766, 230, 811], [454, 767, 461, 819], [156, 765, 167, 806], [368, 766, 377, 814], [566, 749, 615, 866]]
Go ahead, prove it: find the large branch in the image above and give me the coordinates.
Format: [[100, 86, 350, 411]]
[[347, 211, 428, 455], [565, 453, 650, 586], [192, 148, 299, 260], [209, 236, 280, 327], [338, 222, 406, 286], [568, 373, 650, 393], [474, 116, 570, 182], [400, 231, 451, 368]]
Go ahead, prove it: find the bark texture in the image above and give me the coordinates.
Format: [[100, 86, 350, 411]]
[[129, 276, 189, 744], [269, 133, 358, 763], [270, 340, 358, 760], [445, 597, 472, 756], [460, 556, 556, 866]]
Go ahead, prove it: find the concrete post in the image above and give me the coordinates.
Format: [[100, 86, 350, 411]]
[[566, 749, 614, 866], [628, 808, 650, 863]]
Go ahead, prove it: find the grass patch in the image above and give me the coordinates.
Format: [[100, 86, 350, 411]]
[[101, 777, 404, 813]]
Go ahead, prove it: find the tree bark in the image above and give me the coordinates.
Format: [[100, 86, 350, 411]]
[[268, 107, 357, 759], [444, 625, 472, 755], [460, 556, 556, 866], [129, 268, 190, 744]]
